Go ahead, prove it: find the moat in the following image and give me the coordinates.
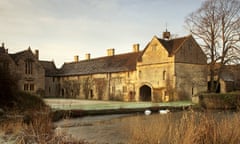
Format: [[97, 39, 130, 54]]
[[54, 111, 236, 144]]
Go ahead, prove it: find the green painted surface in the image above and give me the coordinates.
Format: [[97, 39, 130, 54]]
[[45, 99, 193, 110]]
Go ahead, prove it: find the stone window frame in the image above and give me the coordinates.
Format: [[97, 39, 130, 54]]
[[163, 70, 166, 80], [30, 84, 34, 91], [25, 59, 33, 75]]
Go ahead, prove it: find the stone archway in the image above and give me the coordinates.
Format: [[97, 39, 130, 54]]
[[140, 85, 152, 101]]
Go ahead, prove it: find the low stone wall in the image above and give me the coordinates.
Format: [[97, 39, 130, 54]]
[[199, 93, 240, 109]]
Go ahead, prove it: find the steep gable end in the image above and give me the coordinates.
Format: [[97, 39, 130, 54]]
[[40, 61, 58, 76], [158, 36, 189, 56], [138, 36, 189, 65], [174, 36, 207, 64], [10, 49, 38, 64]]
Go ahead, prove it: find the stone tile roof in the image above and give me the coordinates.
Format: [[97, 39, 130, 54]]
[[158, 35, 190, 56], [40, 61, 58, 76], [57, 52, 142, 76]]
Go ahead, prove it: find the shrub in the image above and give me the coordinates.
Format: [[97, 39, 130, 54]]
[[0, 67, 18, 109], [15, 91, 47, 111], [199, 93, 240, 109], [10, 108, 90, 144]]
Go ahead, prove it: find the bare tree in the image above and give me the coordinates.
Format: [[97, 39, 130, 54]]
[[185, 0, 240, 92]]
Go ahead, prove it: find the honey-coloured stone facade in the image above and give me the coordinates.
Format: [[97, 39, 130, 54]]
[[1, 33, 214, 102]]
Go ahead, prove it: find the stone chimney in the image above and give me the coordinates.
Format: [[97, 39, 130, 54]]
[[107, 48, 115, 56], [74, 55, 79, 62], [1, 43, 4, 48], [133, 44, 139, 52], [85, 53, 91, 60], [35, 50, 39, 60], [163, 30, 171, 40]]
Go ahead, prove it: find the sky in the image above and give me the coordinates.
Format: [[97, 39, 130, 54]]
[[0, 0, 204, 68]]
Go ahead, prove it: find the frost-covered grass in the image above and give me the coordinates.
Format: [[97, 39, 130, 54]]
[[44, 99, 193, 110]]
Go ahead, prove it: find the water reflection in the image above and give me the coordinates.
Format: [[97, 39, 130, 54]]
[[54, 111, 237, 144]]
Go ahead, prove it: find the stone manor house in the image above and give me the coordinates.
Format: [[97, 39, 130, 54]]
[[1, 32, 210, 102]]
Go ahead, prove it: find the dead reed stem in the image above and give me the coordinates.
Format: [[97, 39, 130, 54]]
[[128, 112, 240, 144]]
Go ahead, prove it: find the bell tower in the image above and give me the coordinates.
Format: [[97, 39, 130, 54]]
[[163, 29, 171, 40]]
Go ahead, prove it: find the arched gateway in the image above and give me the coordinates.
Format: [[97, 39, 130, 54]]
[[140, 85, 152, 101]]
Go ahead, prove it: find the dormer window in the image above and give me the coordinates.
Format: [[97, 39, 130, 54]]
[[25, 59, 33, 75]]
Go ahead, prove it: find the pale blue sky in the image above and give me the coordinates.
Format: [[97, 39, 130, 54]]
[[0, 0, 203, 67]]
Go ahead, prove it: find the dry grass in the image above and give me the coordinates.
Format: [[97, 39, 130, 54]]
[[0, 108, 90, 144], [2, 109, 240, 144], [128, 112, 240, 144]]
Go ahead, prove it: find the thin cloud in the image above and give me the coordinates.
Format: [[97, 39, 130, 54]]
[[0, 0, 203, 67]]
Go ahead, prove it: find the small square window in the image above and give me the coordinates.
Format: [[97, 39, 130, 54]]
[[123, 86, 127, 92], [152, 45, 157, 51], [30, 84, 34, 91], [24, 84, 28, 91]]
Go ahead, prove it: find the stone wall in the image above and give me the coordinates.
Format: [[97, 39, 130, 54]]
[[199, 93, 240, 109], [0, 51, 17, 76], [45, 77, 60, 97], [175, 36, 206, 65], [16, 52, 45, 96], [136, 37, 175, 101], [0, 49, 45, 96], [58, 71, 137, 101], [174, 36, 207, 100], [175, 63, 207, 100]]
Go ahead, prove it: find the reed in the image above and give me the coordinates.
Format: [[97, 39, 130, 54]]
[[128, 112, 240, 144]]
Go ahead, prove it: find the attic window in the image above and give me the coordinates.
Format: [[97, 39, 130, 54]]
[[139, 70, 142, 78], [152, 45, 157, 51]]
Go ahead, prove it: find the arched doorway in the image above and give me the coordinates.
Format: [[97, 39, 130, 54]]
[[140, 85, 152, 101]]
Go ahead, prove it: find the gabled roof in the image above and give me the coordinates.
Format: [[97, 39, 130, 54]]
[[9, 49, 35, 64], [57, 52, 142, 76], [157, 35, 190, 56], [40, 61, 58, 76], [138, 35, 191, 61]]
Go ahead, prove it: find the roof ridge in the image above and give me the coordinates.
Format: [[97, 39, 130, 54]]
[[157, 35, 191, 56], [65, 51, 142, 64]]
